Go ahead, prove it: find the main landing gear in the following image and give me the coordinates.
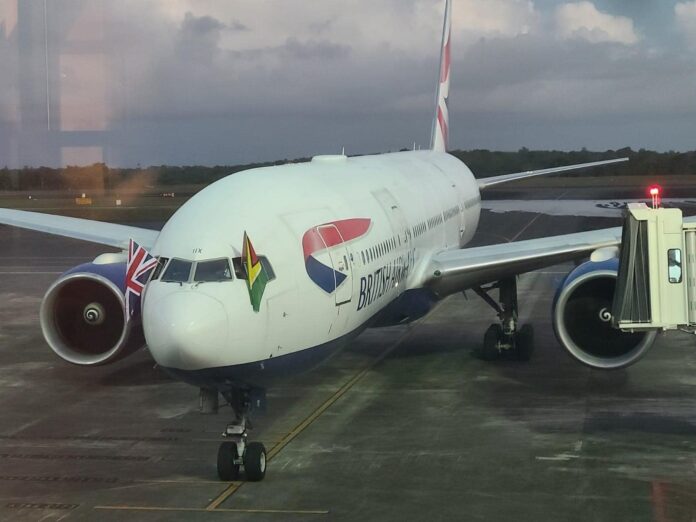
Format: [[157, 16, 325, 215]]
[[473, 277, 534, 361], [216, 388, 267, 482]]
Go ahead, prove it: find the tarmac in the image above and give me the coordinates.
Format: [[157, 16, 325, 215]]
[[2, 186, 696, 521]]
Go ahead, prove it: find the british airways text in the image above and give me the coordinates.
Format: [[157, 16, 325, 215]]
[[357, 250, 415, 311]]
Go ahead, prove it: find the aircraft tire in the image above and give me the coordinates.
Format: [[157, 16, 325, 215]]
[[479, 324, 502, 361], [217, 441, 240, 481], [516, 324, 534, 361], [244, 442, 267, 482]]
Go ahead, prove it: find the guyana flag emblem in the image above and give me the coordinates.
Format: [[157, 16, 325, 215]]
[[242, 232, 270, 312]]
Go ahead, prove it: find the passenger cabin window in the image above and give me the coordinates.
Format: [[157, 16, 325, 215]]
[[161, 259, 193, 283], [150, 257, 169, 280], [195, 259, 233, 282], [668, 249, 682, 283]]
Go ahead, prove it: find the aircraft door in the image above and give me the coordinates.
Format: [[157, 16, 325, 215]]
[[373, 189, 409, 244], [439, 171, 467, 245], [373, 189, 411, 291], [315, 224, 353, 306]]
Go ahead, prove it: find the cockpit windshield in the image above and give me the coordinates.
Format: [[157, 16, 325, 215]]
[[161, 259, 193, 283], [194, 259, 233, 282]]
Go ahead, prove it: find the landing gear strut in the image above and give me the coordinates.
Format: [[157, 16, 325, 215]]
[[473, 277, 534, 361], [216, 388, 267, 482]]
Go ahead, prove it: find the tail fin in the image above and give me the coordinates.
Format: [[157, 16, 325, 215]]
[[430, 0, 452, 152]]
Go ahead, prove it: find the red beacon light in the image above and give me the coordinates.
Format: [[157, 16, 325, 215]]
[[648, 185, 662, 209]]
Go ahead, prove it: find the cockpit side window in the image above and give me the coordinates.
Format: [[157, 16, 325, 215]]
[[150, 257, 169, 281], [231, 257, 245, 279], [231, 256, 276, 281], [194, 259, 233, 282], [161, 258, 193, 283]]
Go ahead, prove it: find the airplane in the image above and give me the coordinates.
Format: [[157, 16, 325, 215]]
[[0, 0, 651, 482]]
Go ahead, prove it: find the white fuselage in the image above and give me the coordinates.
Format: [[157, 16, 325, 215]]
[[142, 150, 480, 386]]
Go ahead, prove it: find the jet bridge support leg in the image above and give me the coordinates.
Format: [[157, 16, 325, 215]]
[[472, 277, 534, 361], [216, 387, 267, 482]]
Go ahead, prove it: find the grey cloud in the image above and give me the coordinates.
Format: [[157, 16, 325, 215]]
[[452, 34, 696, 118], [282, 37, 351, 60], [229, 19, 249, 32], [3, 0, 695, 168], [308, 19, 334, 34], [177, 12, 226, 60], [181, 12, 226, 35]]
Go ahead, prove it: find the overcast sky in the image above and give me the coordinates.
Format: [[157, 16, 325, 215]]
[[1, 0, 695, 167]]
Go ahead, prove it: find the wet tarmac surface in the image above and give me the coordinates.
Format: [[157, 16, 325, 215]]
[[2, 187, 696, 521]]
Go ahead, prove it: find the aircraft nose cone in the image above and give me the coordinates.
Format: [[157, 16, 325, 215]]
[[144, 291, 228, 369]]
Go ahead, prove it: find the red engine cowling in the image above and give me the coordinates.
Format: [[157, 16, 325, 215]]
[[40, 261, 145, 366]]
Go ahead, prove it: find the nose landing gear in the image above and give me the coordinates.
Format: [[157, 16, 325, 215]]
[[473, 277, 534, 361], [216, 388, 267, 482]]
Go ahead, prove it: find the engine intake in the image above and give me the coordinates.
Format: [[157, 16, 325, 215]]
[[40, 262, 144, 366], [553, 259, 656, 370]]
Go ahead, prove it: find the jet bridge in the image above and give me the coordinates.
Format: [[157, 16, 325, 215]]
[[612, 203, 696, 332]]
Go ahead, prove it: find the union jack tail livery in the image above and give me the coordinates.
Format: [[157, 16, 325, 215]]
[[431, 0, 452, 152], [125, 239, 158, 320]]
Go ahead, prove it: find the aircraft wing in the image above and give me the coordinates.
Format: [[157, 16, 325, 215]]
[[482, 199, 696, 218], [0, 209, 159, 250], [424, 215, 696, 296], [422, 227, 622, 296], [477, 158, 628, 190]]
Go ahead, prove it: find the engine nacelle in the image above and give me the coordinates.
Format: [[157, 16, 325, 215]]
[[553, 258, 656, 370], [40, 256, 145, 366]]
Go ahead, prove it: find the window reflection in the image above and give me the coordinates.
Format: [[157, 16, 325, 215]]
[[3, 1, 110, 168], [161, 258, 192, 283], [194, 259, 232, 282], [668, 249, 682, 284]]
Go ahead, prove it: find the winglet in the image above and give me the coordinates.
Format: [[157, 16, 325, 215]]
[[430, 0, 452, 152]]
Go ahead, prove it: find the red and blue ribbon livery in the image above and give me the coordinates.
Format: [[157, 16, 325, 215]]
[[302, 218, 371, 293]]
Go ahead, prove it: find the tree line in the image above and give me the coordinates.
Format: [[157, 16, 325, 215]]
[[1, 148, 694, 191], [450, 148, 696, 178]]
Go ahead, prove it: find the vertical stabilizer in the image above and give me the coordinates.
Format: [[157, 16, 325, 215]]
[[430, 0, 452, 152]]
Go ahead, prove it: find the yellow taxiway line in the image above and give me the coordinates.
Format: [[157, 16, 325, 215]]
[[205, 327, 413, 511], [92, 326, 416, 515]]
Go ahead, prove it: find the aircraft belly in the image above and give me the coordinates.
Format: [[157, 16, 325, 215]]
[[160, 317, 374, 389]]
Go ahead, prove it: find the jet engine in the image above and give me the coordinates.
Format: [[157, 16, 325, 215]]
[[553, 257, 656, 370], [40, 255, 145, 366]]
